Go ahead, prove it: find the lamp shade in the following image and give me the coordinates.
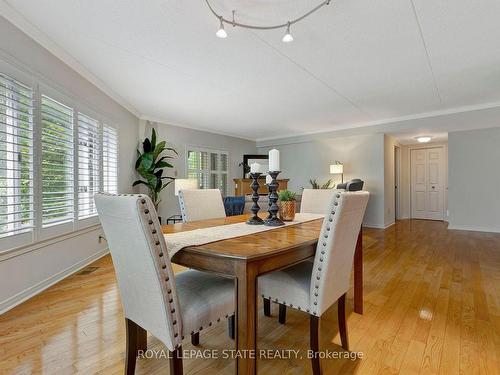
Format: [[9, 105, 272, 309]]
[[330, 164, 344, 174], [174, 179, 198, 196]]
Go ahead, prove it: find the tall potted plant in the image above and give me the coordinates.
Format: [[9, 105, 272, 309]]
[[133, 129, 177, 214]]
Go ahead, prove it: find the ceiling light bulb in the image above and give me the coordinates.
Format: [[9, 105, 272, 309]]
[[216, 17, 227, 38], [282, 23, 293, 43], [416, 136, 432, 143]]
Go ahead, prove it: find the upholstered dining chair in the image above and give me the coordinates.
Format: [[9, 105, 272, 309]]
[[259, 191, 369, 375], [262, 188, 341, 318], [178, 189, 226, 222], [95, 193, 235, 375]]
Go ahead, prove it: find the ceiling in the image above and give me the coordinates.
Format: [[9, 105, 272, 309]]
[[2, 0, 500, 141]]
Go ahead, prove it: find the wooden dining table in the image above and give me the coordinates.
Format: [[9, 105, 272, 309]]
[[162, 213, 363, 375]]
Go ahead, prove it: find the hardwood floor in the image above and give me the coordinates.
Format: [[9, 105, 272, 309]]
[[1, 220, 499, 375]]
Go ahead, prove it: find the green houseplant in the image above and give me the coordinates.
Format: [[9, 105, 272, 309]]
[[278, 189, 296, 221], [133, 129, 177, 210]]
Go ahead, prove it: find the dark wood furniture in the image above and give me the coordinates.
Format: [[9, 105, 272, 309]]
[[161, 214, 363, 375], [233, 178, 289, 196]]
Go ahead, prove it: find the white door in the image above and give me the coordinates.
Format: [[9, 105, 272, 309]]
[[411, 147, 444, 220]]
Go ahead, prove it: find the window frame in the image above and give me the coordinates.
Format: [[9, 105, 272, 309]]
[[0, 59, 120, 252], [185, 145, 229, 196]]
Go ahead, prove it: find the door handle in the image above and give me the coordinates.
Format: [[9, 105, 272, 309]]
[[432, 186, 435, 189]]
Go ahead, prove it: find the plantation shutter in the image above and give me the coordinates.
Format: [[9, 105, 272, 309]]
[[78, 113, 100, 219], [102, 124, 118, 194], [0, 73, 34, 237], [41, 95, 74, 227]]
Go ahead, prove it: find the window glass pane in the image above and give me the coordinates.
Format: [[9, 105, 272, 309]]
[[41, 95, 74, 227], [220, 174, 227, 196], [78, 113, 100, 218], [0, 73, 34, 237], [220, 153, 228, 172], [210, 153, 218, 171]]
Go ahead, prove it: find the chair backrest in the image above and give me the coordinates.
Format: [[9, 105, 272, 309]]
[[309, 191, 369, 316], [300, 189, 340, 214], [95, 193, 182, 351], [178, 189, 226, 222]]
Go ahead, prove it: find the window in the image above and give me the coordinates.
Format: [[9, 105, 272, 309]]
[[0, 73, 34, 238], [0, 64, 120, 249], [78, 113, 100, 219], [41, 95, 74, 227], [102, 124, 118, 194], [187, 147, 228, 196]]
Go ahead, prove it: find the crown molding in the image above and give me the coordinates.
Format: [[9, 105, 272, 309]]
[[256, 101, 500, 146], [139, 115, 256, 142], [0, 0, 141, 118]]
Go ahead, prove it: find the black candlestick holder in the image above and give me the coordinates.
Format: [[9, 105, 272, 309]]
[[246, 172, 264, 225], [264, 171, 285, 226]]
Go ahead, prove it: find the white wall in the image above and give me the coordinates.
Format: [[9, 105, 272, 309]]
[[0, 17, 139, 313], [258, 133, 386, 228], [139, 120, 257, 219], [448, 127, 500, 232]]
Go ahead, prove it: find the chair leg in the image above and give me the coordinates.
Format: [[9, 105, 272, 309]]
[[125, 318, 138, 375], [169, 346, 183, 375], [191, 332, 200, 346], [310, 315, 321, 375], [137, 325, 147, 352], [228, 314, 235, 340], [278, 304, 287, 324], [338, 293, 349, 351], [263, 298, 271, 317]]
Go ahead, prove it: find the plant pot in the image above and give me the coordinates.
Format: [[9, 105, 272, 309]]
[[279, 201, 296, 221]]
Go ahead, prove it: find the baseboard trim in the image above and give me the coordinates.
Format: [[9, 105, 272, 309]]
[[447, 225, 500, 234], [363, 222, 394, 229], [0, 248, 109, 315]]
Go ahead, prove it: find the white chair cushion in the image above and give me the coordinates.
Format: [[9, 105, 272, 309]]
[[259, 261, 313, 312], [176, 270, 235, 336]]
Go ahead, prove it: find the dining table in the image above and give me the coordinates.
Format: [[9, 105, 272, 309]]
[[161, 213, 363, 375]]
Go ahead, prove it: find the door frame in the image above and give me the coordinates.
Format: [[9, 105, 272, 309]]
[[394, 145, 401, 220], [409, 143, 448, 221]]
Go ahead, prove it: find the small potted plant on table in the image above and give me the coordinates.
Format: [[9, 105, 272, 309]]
[[278, 190, 296, 221]]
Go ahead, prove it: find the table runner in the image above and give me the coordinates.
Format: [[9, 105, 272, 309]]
[[164, 213, 324, 258]]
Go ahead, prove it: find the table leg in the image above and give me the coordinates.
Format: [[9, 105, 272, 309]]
[[234, 262, 258, 375], [354, 226, 363, 314]]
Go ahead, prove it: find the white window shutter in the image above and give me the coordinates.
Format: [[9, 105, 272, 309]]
[[102, 124, 118, 194], [41, 95, 74, 227], [0, 73, 34, 237], [78, 113, 100, 219]]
